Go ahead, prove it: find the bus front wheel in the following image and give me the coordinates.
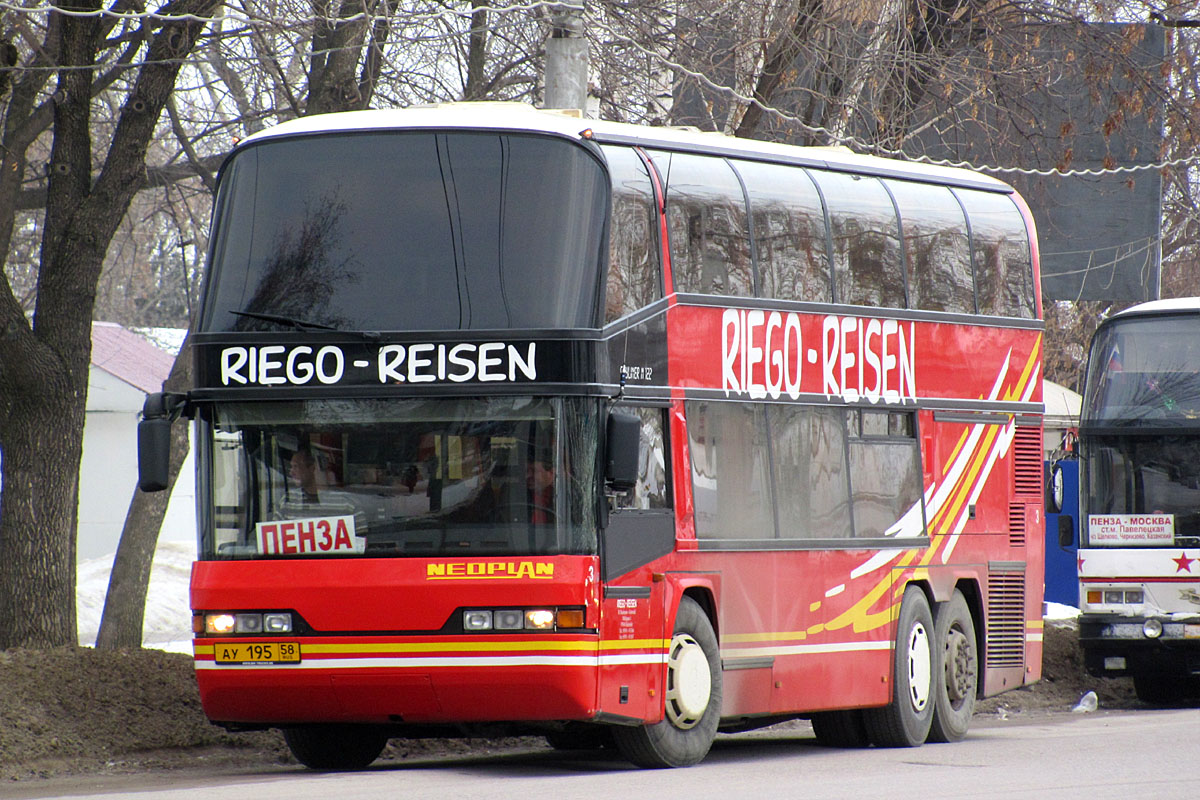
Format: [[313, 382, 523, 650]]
[[863, 586, 935, 747], [283, 724, 389, 770], [612, 596, 722, 768]]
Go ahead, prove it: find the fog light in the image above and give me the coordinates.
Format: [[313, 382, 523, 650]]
[[464, 610, 493, 631], [235, 613, 263, 633], [205, 613, 236, 634], [263, 613, 293, 633], [494, 610, 524, 630], [525, 609, 556, 630], [1143, 619, 1163, 638]]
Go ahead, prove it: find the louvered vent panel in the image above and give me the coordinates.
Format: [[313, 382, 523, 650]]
[[986, 570, 1026, 669], [1008, 502, 1026, 547], [1012, 425, 1043, 499]]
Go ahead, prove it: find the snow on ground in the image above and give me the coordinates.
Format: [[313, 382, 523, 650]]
[[76, 540, 195, 653]]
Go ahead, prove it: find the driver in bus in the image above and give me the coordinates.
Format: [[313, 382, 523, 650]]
[[288, 447, 323, 504], [527, 455, 556, 523]]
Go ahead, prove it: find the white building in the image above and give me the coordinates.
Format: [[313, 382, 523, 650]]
[[78, 322, 195, 561]]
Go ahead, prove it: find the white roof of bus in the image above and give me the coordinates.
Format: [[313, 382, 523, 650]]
[[1116, 297, 1200, 317], [239, 102, 1012, 192]]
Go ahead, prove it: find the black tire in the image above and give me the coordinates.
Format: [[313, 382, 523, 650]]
[[863, 586, 935, 747], [612, 596, 722, 768], [927, 590, 978, 743], [810, 710, 870, 748], [283, 724, 389, 770], [1133, 669, 1185, 705]]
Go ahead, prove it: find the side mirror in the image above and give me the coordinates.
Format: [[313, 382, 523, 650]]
[[1046, 462, 1065, 514], [1057, 515, 1075, 548], [605, 412, 641, 492], [138, 392, 176, 492]]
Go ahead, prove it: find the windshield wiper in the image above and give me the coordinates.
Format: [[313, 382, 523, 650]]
[[229, 310, 338, 331], [229, 310, 380, 341]]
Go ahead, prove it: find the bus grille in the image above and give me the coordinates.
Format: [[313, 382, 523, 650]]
[[1012, 425, 1043, 499], [986, 570, 1026, 669], [1008, 502, 1026, 547]]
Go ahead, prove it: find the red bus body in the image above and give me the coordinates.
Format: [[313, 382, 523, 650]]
[[171, 105, 1045, 766]]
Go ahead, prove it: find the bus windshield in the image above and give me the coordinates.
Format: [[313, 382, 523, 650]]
[[1083, 315, 1200, 426], [200, 131, 608, 333], [200, 396, 599, 559]]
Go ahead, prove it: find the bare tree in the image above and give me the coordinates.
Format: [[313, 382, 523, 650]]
[[0, 1, 224, 650]]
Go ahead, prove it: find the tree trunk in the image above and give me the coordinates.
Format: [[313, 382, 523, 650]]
[[0, 388, 85, 648], [0, 0, 220, 651], [95, 340, 192, 650]]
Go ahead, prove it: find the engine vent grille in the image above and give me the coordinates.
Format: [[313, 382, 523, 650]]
[[1012, 425, 1043, 499], [986, 569, 1026, 669]]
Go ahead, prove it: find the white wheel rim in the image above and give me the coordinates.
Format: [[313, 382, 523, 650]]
[[665, 633, 711, 729], [907, 621, 932, 712]]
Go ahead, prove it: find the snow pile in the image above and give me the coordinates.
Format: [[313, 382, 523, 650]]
[[76, 540, 195, 653]]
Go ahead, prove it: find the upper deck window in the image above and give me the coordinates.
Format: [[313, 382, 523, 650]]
[[815, 172, 905, 309], [200, 131, 608, 333], [603, 146, 661, 322], [651, 151, 754, 297], [955, 189, 1035, 319], [885, 180, 974, 314], [735, 160, 830, 303]]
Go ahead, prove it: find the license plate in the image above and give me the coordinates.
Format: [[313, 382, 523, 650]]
[[1185, 624, 1200, 639], [213, 641, 301, 664]]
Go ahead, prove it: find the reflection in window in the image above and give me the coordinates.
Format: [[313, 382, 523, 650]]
[[1084, 436, 1200, 542], [886, 180, 974, 314], [957, 190, 1034, 319], [613, 407, 671, 510], [687, 401, 773, 539], [773, 406, 852, 539], [735, 160, 830, 303], [203, 132, 608, 332], [652, 151, 753, 297], [202, 397, 598, 559], [847, 410, 922, 537], [818, 172, 905, 309], [603, 146, 661, 322]]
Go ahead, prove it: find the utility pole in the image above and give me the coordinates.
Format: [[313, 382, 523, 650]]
[[543, 3, 588, 113]]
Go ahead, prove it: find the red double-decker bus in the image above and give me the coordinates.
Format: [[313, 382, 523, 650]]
[[139, 103, 1045, 769]]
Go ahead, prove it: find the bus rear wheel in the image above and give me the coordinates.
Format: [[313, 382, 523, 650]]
[[928, 589, 977, 743], [612, 596, 722, 768], [863, 586, 934, 747], [283, 724, 389, 770]]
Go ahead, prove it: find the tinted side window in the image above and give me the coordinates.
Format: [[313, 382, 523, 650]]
[[613, 407, 671, 510], [734, 160, 830, 303], [816, 172, 905, 309], [603, 146, 661, 322], [686, 401, 774, 540], [886, 180, 974, 314], [651, 151, 753, 297], [773, 405, 852, 539], [846, 410, 923, 537], [957, 189, 1035, 319]]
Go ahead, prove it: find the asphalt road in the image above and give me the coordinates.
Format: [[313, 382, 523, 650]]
[[9, 709, 1199, 800]]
